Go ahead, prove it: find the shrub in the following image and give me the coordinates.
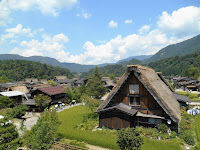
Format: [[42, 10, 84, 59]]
[[3, 105, 29, 119], [158, 124, 168, 133], [169, 131, 177, 139], [135, 127, 159, 140], [0, 96, 14, 109], [69, 140, 88, 149], [83, 113, 99, 122], [117, 128, 143, 150], [195, 142, 200, 150], [179, 130, 195, 145]]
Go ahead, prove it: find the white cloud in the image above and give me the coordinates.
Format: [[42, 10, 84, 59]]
[[124, 20, 133, 24], [109, 20, 118, 28], [138, 25, 150, 34], [10, 33, 70, 62], [76, 10, 91, 19], [157, 6, 200, 38], [1, 24, 42, 42], [0, 0, 78, 26], [65, 29, 168, 65]]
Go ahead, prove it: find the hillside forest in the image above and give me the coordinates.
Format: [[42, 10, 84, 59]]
[[0, 60, 73, 82]]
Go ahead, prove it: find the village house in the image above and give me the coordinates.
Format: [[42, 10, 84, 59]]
[[23, 86, 68, 112], [102, 77, 116, 92], [24, 78, 39, 83], [30, 86, 68, 104], [74, 78, 89, 87], [0, 91, 28, 105], [97, 65, 181, 132], [0, 82, 29, 94]]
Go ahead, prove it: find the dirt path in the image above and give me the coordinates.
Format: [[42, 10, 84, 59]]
[[86, 144, 112, 150]]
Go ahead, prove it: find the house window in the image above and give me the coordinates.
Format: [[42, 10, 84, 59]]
[[129, 84, 139, 94], [148, 118, 162, 125], [129, 96, 140, 106]]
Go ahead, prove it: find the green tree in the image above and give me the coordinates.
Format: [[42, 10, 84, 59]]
[[0, 75, 10, 83], [81, 94, 101, 113], [24, 110, 60, 150], [11, 105, 29, 118], [0, 115, 21, 150], [35, 95, 51, 110], [184, 67, 200, 79], [86, 67, 106, 99], [117, 128, 143, 150], [0, 96, 14, 109]]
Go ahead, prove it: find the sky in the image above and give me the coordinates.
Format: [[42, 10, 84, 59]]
[[0, 0, 200, 65]]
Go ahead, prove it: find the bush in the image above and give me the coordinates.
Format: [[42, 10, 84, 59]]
[[3, 105, 29, 119], [69, 140, 88, 149], [83, 113, 99, 122], [195, 142, 200, 150], [0, 96, 14, 109], [179, 130, 195, 145], [117, 128, 143, 150], [169, 131, 177, 139], [135, 127, 159, 140], [158, 124, 168, 133]]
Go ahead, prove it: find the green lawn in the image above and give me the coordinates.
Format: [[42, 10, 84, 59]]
[[57, 105, 119, 149], [195, 114, 200, 149], [57, 105, 183, 150]]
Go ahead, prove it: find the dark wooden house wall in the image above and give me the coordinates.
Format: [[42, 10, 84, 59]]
[[99, 110, 132, 129], [99, 72, 175, 129], [109, 72, 166, 117]]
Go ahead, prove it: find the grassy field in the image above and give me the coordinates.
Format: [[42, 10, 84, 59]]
[[177, 91, 200, 101], [141, 138, 182, 150], [195, 114, 200, 149], [57, 105, 119, 149], [57, 105, 183, 150]]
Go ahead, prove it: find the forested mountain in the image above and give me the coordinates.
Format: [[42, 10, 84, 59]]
[[0, 60, 73, 81], [148, 50, 200, 79], [81, 58, 142, 78], [117, 55, 152, 63], [146, 34, 200, 63], [0, 54, 141, 73], [118, 58, 141, 66]]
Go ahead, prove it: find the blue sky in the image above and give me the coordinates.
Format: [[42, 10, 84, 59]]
[[0, 0, 200, 64]]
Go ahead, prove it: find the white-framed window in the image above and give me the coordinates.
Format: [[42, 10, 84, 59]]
[[129, 84, 139, 94]]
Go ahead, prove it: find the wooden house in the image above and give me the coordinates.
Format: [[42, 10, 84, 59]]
[[30, 86, 68, 104], [97, 65, 181, 131]]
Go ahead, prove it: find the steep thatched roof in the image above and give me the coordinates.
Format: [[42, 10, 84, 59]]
[[97, 65, 181, 123]]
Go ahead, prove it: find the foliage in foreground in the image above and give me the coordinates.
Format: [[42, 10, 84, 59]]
[[0, 116, 21, 150], [24, 110, 60, 150], [0, 96, 14, 109], [117, 128, 143, 150], [2, 104, 29, 119]]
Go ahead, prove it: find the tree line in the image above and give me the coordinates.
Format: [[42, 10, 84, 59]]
[[0, 60, 73, 82]]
